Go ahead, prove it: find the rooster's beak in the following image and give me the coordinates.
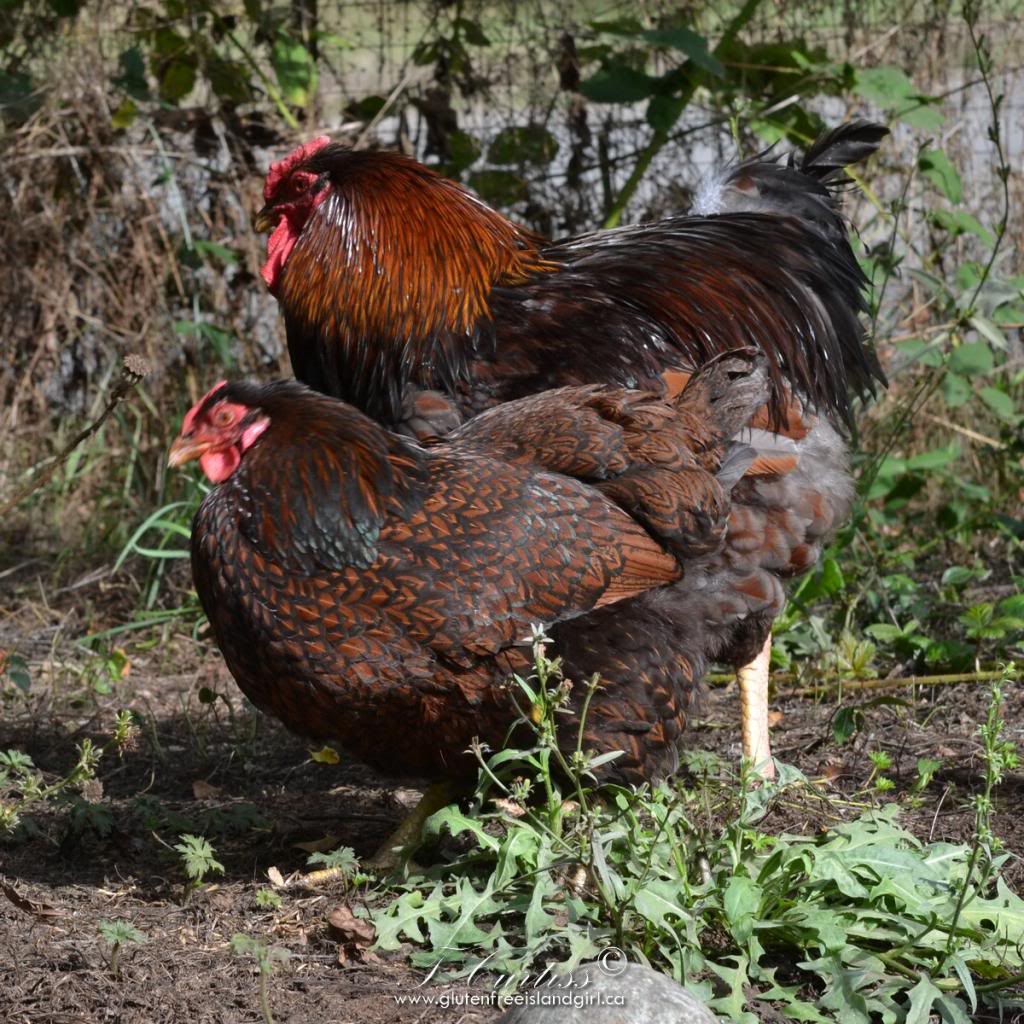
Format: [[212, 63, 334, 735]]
[[168, 435, 207, 468], [253, 205, 277, 233]]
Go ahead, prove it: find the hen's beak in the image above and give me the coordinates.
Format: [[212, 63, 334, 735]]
[[253, 205, 278, 233], [168, 435, 207, 468]]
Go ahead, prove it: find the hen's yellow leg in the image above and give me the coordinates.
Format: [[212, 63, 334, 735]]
[[364, 781, 459, 873], [738, 635, 776, 781]]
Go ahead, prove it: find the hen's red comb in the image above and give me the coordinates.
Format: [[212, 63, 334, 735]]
[[181, 380, 229, 435], [264, 136, 331, 201]]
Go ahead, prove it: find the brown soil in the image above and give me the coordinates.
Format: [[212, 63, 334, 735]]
[[1, 575, 1022, 1024]]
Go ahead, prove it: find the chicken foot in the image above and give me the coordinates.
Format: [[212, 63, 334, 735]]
[[364, 780, 461, 873], [738, 635, 776, 781]]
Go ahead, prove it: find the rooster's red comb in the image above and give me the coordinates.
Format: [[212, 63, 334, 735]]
[[264, 136, 332, 201]]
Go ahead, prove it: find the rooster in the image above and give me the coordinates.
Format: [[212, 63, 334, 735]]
[[253, 123, 888, 778], [170, 355, 768, 801]]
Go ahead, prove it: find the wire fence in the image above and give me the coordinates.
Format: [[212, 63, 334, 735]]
[[298, 0, 1022, 220], [1, 0, 1020, 428]]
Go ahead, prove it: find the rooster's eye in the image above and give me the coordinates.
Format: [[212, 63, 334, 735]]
[[213, 407, 235, 428]]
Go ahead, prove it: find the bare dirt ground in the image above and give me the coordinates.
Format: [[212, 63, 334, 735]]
[[1, 572, 1022, 1024]]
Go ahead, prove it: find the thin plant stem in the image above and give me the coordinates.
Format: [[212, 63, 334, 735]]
[[602, 0, 764, 227], [963, 1, 1011, 312], [0, 356, 149, 519]]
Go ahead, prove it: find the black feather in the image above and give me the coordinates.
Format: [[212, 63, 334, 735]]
[[277, 123, 889, 433], [796, 120, 891, 181]]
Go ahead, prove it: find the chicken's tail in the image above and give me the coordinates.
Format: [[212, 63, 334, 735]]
[[690, 120, 888, 245], [688, 121, 889, 421]]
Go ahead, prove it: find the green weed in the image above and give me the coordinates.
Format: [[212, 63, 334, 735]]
[[0, 652, 32, 694], [174, 832, 225, 891], [230, 933, 290, 1024], [306, 845, 361, 880], [254, 888, 283, 911], [98, 919, 147, 979], [0, 711, 135, 837], [368, 637, 1024, 1022]]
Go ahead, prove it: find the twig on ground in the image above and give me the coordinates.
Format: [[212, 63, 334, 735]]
[[709, 668, 1015, 693], [788, 669, 1013, 698]]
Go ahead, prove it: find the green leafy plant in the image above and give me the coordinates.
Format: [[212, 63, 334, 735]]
[[79, 647, 131, 697], [108, 0, 320, 129], [367, 635, 1024, 1021], [0, 652, 31, 694], [98, 919, 147, 979], [960, 600, 1024, 645], [115, 491, 204, 606], [865, 749, 896, 794], [830, 695, 908, 747], [306, 845, 360, 880], [0, 712, 135, 837], [173, 833, 224, 890], [966, 676, 1020, 866], [230, 933, 290, 1024], [912, 757, 942, 795], [254, 888, 283, 911]]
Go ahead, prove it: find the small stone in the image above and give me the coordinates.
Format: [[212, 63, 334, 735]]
[[496, 960, 719, 1024]]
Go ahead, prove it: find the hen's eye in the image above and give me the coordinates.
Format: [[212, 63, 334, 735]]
[[213, 407, 235, 428]]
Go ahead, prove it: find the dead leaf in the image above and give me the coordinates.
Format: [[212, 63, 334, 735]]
[[328, 904, 376, 965], [207, 889, 234, 912], [338, 945, 381, 966], [81, 778, 104, 803], [391, 787, 423, 809], [294, 834, 342, 854], [767, 710, 785, 727], [192, 779, 222, 800], [328, 906, 375, 944], [492, 797, 526, 818], [267, 866, 286, 888], [1, 879, 62, 920], [566, 865, 589, 897]]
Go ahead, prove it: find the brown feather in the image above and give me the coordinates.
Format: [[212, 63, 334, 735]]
[[264, 127, 885, 431], [185, 362, 769, 783]]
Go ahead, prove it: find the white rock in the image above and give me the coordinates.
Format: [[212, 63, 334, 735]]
[[496, 960, 719, 1024]]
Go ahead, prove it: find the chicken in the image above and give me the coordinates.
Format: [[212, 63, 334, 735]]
[[170, 354, 769, 787], [252, 122, 888, 778], [255, 122, 885, 432]]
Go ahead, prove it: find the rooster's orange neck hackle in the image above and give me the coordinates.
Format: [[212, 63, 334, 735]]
[[260, 142, 554, 420]]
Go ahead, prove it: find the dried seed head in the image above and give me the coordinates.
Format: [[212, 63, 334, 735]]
[[122, 354, 152, 384]]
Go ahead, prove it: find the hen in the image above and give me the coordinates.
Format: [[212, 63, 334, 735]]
[[170, 354, 768, 787], [253, 122, 888, 777]]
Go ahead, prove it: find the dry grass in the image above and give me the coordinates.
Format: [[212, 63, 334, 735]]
[[0, 55, 295, 568]]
